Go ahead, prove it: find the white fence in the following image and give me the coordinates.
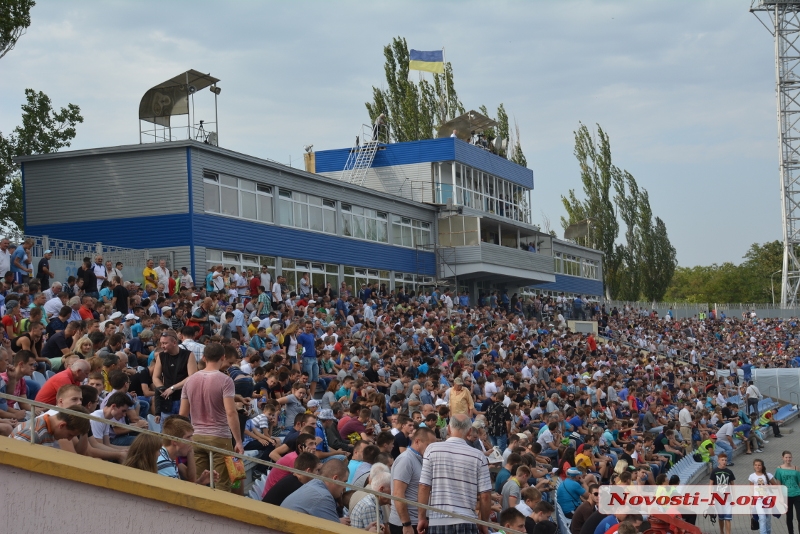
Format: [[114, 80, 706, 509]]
[[21, 235, 158, 287], [605, 300, 800, 320]]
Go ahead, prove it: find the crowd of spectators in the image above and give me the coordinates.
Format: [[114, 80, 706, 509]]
[[2, 239, 800, 534]]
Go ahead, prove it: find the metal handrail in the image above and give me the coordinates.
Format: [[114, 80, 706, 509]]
[[0, 391, 522, 533]]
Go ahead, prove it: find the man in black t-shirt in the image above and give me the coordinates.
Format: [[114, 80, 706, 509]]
[[710, 453, 735, 529], [110, 276, 129, 314], [391, 414, 413, 459], [36, 251, 53, 290], [262, 452, 319, 505]]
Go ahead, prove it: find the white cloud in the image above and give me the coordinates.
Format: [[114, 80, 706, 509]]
[[0, 0, 785, 266]]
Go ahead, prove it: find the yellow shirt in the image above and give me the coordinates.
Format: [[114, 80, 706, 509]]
[[449, 387, 474, 415], [143, 267, 158, 290]]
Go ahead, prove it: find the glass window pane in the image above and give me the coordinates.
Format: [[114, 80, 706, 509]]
[[377, 221, 388, 243], [221, 187, 238, 216], [241, 191, 257, 220], [207, 249, 222, 261], [341, 213, 352, 236], [392, 223, 403, 245], [308, 195, 322, 206], [221, 175, 237, 187], [323, 209, 336, 234], [258, 194, 273, 222], [309, 206, 323, 232], [294, 203, 308, 228], [352, 205, 364, 215], [204, 182, 219, 213], [240, 179, 256, 191], [366, 218, 377, 241], [353, 215, 365, 239], [279, 198, 293, 226], [403, 226, 412, 247], [281, 258, 295, 269]]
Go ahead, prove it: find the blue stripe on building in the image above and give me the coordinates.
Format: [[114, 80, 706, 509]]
[[314, 138, 534, 189], [28, 213, 437, 275], [27, 214, 192, 250], [193, 214, 436, 275], [532, 274, 604, 296]]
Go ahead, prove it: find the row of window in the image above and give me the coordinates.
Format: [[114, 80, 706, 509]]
[[205, 249, 434, 296], [203, 172, 431, 248], [554, 252, 600, 280], [436, 163, 531, 224]]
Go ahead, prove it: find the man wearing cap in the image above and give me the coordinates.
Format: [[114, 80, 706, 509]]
[[556, 468, 587, 517], [36, 250, 54, 290], [160, 306, 174, 327], [122, 313, 138, 341], [314, 409, 349, 464]]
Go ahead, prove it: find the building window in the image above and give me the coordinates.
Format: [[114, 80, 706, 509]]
[[452, 163, 530, 223], [344, 265, 391, 296], [206, 249, 276, 285], [278, 190, 336, 233], [341, 204, 389, 243], [391, 216, 431, 248], [203, 171, 273, 223]]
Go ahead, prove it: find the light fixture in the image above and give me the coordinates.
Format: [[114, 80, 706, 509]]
[[304, 145, 313, 153], [210, 86, 221, 95]]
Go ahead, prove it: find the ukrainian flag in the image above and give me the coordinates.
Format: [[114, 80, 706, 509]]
[[409, 49, 444, 74]]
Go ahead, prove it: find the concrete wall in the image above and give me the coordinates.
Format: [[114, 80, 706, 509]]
[[0, 437, 355, 534], [0, 465, 276, 534]]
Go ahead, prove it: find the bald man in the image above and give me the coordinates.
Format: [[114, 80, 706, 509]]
[[35, 360, 91, 406]]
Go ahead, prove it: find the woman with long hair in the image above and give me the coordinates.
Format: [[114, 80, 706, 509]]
[[557, 446, 576, 479], [75, 337, 95, 359], [123, 433, 162, 473], [282, 321, 300, 371], [750, 458, 777, 534], [775, 451, 800, 534], [320, 379, 339, 411]]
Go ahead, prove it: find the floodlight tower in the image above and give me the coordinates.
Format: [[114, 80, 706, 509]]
[[751, 0, 800, 308]]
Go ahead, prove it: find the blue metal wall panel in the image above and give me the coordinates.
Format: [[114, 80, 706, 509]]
[[26, 214, 192, 250], [315, 138, 533, 189], [531, 275, 604, 296], [27, 213, 438, 276], [453, 141, 534, 189], [193, 214, 436, 275]]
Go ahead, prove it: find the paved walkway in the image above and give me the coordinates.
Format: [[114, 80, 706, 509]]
[[693, 417, 800, 534]]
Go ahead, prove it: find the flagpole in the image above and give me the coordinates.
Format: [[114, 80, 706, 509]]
[[442, 46, 449, 121]]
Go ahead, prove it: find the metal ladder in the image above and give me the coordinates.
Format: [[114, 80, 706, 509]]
[[342, 123, 385, 186]]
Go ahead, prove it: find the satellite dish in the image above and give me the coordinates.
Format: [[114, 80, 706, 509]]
[[205, 132, 218, 146]]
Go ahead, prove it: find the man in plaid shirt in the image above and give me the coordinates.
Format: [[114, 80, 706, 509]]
[[349, 466, 392, 529]]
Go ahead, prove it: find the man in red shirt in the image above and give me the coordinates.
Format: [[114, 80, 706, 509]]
[[78, 296, 94, 320], [35, 360, 91, 406], [262, 432, 317, 497]]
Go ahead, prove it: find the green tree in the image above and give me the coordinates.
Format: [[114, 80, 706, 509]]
[[561, 123, 620, 297], [0, 0, 35, 59], [0, 89, 84, 233], [642, 216, 677, 301], [366, 37, 463, 143], [663, 241, 780, 303], [562, 123, 676, 300], [365, 37, 527, 169]]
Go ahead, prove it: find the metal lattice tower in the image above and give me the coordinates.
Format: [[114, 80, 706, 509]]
[[752, 0, 800, 307]]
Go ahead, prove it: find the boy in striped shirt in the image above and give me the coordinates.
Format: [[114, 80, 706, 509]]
[[12, 406, 90, 446]]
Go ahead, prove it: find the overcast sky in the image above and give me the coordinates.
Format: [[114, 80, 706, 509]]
[[0, 0, 781, 267]]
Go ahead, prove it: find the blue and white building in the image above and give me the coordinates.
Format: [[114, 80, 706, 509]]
[[16, 129, 602, 301]]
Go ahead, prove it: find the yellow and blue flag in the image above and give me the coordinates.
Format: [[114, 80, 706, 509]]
[[409, 49, 444, 74]]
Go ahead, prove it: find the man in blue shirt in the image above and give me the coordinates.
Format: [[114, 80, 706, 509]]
[[556, 467, 586, 516], [297, 320, 319, 397], [282, 459, 348, 523], [10, 239, 33, 284]]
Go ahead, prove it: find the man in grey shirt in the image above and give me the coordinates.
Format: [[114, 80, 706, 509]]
[[282, 459, 348, 523], [390, 427, 437, 534], [391, 371, 412, 397]]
